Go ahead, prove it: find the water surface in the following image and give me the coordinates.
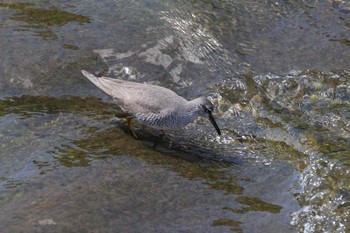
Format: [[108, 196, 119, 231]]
[[0, 0, 349, 232]]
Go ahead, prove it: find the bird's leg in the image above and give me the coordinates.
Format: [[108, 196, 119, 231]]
[[125, 117, 138, 139], [152, 130, 172, 149], [161, 130, 173, 148], [160, 130, 165, 139], [152, 131, 162, 149]]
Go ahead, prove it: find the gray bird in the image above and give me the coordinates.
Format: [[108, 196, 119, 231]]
[[81, 70, 221, 136]]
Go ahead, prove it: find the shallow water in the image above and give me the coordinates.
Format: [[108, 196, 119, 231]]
[[0, 0, 349, 232]]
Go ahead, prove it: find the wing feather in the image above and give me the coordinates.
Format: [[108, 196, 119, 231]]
[[81, 70, 186, 114]]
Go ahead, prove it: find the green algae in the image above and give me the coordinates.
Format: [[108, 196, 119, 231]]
[[0, 95, 117, 119], [0, 3, 89, 26], [0, 3, 90, 40], [227, 196, 282, 214]]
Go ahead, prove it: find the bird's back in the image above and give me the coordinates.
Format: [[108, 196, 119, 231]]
[[81, 70, 187, 115]]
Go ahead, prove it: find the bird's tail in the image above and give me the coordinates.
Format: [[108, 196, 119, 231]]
[[81, 70, 115, 97], [81, 70, 122, 99], [81, 70, 100, 85]]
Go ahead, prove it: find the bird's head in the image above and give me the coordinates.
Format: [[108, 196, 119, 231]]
[[192, 97, 221, 135]]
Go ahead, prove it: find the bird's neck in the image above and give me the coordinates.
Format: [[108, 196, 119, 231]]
[[183, 98, 202, 115]]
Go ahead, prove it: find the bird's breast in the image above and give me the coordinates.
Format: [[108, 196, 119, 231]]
[[135, 111, 198, 130]]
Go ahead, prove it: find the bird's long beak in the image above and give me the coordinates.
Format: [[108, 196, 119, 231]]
[[208, 112, 221, 135]]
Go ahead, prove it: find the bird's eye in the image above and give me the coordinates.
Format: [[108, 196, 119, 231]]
[[202, 105, 212, 113], [206, 108, 212, 114]]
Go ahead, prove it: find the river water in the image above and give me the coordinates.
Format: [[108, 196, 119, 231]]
[[0, 0, 349, 232]]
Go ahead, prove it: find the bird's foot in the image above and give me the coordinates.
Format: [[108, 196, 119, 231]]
[[161, 130, 173, 149], [121, 117, 138, 138], [152, 130, 173, 149]]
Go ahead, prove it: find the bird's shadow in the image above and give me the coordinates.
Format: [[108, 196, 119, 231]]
[[116, 121, 242, 165], [0, 95, 242, 166]]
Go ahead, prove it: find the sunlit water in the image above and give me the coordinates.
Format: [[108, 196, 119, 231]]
[[0, 0, 349, 232]]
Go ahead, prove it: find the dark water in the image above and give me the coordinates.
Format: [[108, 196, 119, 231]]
[[0, 0, 349, 232]]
